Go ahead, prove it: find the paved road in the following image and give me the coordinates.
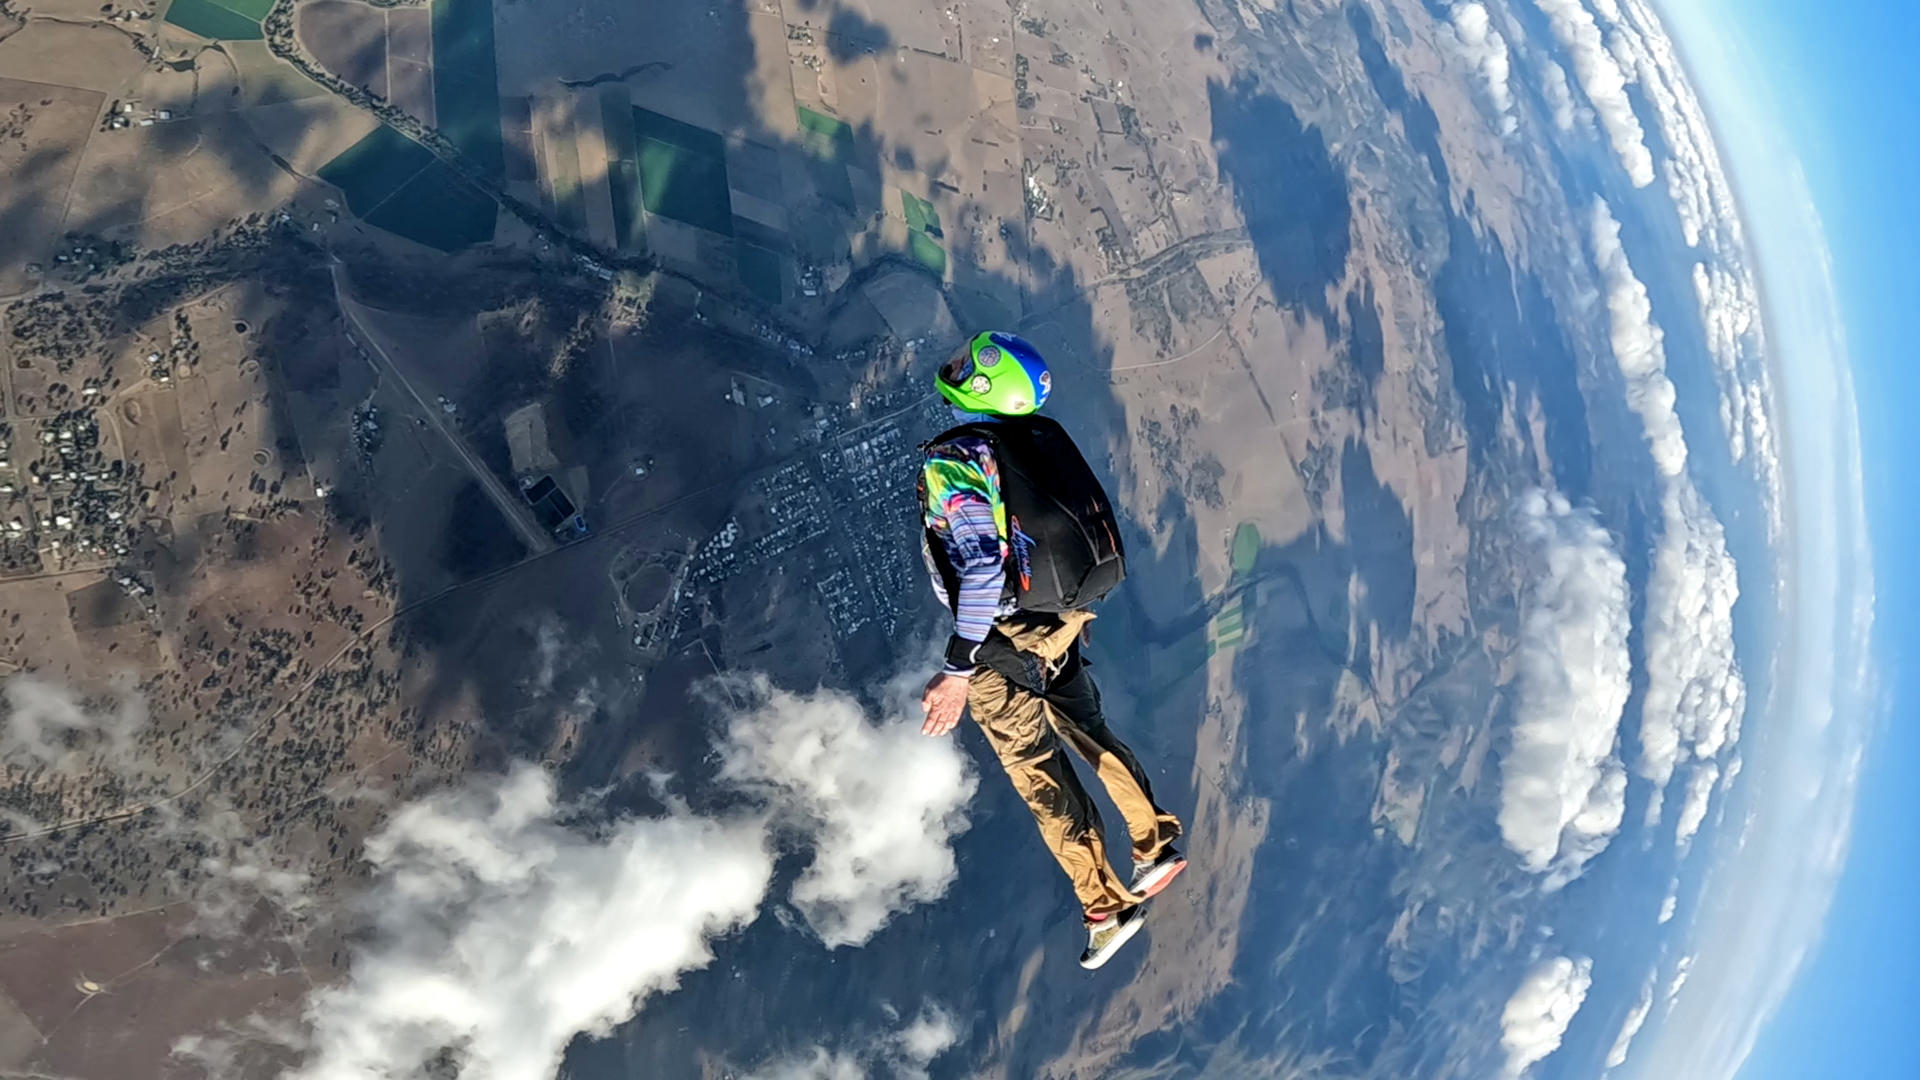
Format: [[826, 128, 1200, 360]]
[[330, 264, 557, 557]]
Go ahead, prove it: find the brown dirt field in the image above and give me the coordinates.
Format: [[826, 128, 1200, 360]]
[[0, 78, 102, 295], [386, 7, 433, 63], [297, 0, 389, 102], [225, 40, 330, 109], [38, 962, 307, 1080], [240, 95, 380, 175], [0, 21, 145, 94], [0, 577, 86, 678], [0, 905, 182, 1032], [61, 114, 294, 248], [387, 57, 436, 127]]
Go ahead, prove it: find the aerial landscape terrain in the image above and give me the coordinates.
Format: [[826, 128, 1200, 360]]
[[0, 0, 1872, 1078]]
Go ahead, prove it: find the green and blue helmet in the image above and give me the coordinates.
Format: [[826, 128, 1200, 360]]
[[935, 331, 1052, 416]]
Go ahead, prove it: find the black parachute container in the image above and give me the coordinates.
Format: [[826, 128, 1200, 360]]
[[924, 415, 1126, 612]]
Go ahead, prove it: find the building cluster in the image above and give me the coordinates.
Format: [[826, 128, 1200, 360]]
[[0, 413, 139, 576], [679, 390, 951, 650]]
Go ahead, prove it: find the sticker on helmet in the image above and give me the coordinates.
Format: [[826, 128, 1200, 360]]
[[1038, 371, 1052, 396], [969, 374, 992, 394], [977, 344, 1002, 367]]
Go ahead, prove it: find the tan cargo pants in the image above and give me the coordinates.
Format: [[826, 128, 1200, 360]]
[[967, 610, 1184, 918]]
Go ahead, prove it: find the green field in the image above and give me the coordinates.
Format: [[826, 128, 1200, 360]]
[[900, 190, 940, 236], [364, 163, 498, 252], [796, 105, 854, 163], [1210, 595, 1246, 651], [1231, 522, 1261, 578], [630, 107, 732, 235], [163, 0, 264, 40], [431, 0, 505, 178], [908, 230, 946, 276], [319, 125, 496, 251], [318, 127, 438, 218]]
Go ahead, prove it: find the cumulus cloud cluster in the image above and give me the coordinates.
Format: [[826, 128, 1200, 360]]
[[1563, 0, 1784, 530], [282, 680, 975, 1080], [743, 1005, 959, 1080], [1450, 3, 1518, 135], [1527, 0, 1654, 185], [1499, 490, 1632, 884], [716, 677, 977, 947], [1588, 199, 1747, 828], [1500, 955, 1594, 1077]]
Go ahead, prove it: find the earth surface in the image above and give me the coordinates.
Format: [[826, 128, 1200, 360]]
[[0, 0, 1785, 1078]]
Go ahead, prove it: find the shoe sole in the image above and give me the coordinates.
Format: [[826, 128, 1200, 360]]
[[1132, 857, 1189, 900], [1080, 913, 1146, 970]]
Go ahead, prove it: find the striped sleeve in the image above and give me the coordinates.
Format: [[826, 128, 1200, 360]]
[[922, 439, 1008, 653]]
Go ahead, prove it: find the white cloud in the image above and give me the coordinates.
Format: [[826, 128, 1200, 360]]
[[1528, 0, 1655, 185], [1674, 761, 1721, 850], [743, 1004, 960, 1080], [287, 680, 976, 1080], [1586, 199, 1747, 823], [1605, 973, 1657, 1069], [289, 766, 775, 1080], [1588, 201, 1687, 478], [1451, 3, 1518, 135], [1501, 955, 1594, 1076], [1665, 954, 1694, 1011], [1537, 57, 1588, 133], [1, 676, 147, 774], [1592, 0, 1784, 530], [1499, 491, 1632, 884], [1658, 889, 1677, 925], [716, 676, 978, 947]]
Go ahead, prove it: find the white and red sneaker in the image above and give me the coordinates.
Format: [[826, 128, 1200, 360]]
[[1131, 847, 1189, 899]]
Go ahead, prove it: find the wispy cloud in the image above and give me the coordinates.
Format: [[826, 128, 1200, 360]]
[[1605, 971, 1658, 1069], [1499, 490, 1632, 885], [1528, 0, 1655, 185], [1500, 954, 1594, 1076], [742, 1004, 960, 1080], [1, 675, 147, 774]]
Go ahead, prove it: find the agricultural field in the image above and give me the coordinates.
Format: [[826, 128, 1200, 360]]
[[297, 0, 388, 100], [631, 106, 732, 236], [431, 0, 504, 179], [162, 0, 270, 41], [317, 125, 496, 251], [0, 78, 101, 293]]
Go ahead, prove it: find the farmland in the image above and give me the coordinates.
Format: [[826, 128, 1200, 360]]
[[318, 125, 496, 251], [431, 0, 505, 179], [631, 106, 732, 236], [162, 0, 268, 41]]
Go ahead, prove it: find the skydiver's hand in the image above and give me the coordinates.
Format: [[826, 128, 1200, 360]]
[[921, 672, 971, 737]]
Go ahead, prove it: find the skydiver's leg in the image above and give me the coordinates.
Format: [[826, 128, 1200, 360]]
[[966, 664, 1138, 918], [1042, 646, 1183, 864]]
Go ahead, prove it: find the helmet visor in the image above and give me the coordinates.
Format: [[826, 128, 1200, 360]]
[[938, 349, 975, 388]]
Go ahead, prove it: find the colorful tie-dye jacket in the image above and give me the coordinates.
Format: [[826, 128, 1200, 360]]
[[921, 432, 1019, 667]]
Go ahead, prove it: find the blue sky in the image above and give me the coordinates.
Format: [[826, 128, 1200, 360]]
[[1658, 2, 1919, 1078]]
